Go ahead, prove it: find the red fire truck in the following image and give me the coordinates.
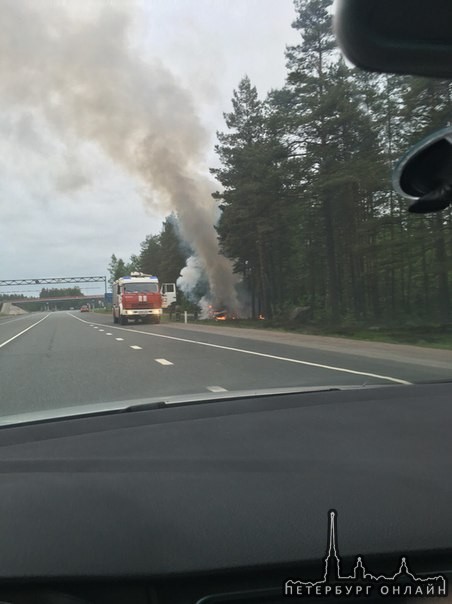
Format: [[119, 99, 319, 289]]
[[112, 273, 176, 325]]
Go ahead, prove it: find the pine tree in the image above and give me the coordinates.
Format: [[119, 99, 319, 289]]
[[213, 76, 291, 317], [158, 215, 190, 283]]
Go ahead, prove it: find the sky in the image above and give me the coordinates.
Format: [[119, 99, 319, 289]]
[[0, 0, 299, 296]]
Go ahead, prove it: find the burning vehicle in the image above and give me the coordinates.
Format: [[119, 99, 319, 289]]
[[214, 309, 228, 321], [205, 304, 263, 321], [207, 304, 238, 321]]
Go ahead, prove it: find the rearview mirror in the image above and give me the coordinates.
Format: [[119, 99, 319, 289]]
[[334, 0, 452, 78], [393, 126, 452, 213]]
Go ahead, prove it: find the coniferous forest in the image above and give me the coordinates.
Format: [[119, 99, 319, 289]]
[[111, 0, 452, 328]]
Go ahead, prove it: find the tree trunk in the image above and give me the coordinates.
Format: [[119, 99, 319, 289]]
[[322, 197, 340, 323]]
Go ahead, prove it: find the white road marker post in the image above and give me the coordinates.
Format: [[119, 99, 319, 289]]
[[184, 311, 188, 324]]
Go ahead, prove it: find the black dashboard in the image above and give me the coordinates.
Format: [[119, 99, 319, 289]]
[[0, 383, 451, 602]]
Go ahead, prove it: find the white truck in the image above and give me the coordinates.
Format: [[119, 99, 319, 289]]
[[112, 273, 176, 325]]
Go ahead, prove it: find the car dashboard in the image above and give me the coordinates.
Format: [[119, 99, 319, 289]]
[[0, 567, 450, 604], [0, 383, 451, 603]]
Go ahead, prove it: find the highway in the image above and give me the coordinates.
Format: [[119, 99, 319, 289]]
[[1, 310, 452, 418]]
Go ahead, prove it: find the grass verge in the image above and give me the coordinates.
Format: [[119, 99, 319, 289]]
[[181, 319, 452, 350]]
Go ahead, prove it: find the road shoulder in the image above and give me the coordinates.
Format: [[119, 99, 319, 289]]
[[161, 322, 452, 370]]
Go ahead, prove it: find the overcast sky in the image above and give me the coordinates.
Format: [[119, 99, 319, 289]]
[[0, 0, 299, 295]]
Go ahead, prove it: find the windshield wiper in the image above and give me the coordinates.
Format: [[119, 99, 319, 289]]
[[0, 384, 392, 429], [123, 385, 366, 413]]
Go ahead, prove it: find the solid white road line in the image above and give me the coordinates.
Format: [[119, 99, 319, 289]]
[[130, 345, 142, 350], [207, 386, 228, 392], [115, 338, 124, 341], [0, 314, 49, 350], [155, 358, 173, 366], [68, 314, 411, 385]]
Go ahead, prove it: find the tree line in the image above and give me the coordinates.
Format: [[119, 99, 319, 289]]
[[0, 287, 83, 300], [112, 0, 452, 326]]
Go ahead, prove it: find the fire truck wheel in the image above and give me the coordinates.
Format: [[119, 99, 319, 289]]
[[120, 316, 128, 325], [113, 313, 118, 324]]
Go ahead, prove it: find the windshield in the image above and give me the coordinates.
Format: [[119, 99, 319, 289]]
[[1, 0, 452, 422], [123, 283, 159, 294]]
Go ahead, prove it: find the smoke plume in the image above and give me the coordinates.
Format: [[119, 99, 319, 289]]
[[0, 0, 240, 313]]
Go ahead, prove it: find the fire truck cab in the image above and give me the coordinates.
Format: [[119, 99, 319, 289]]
[[160, 282, 177, 309], [112, 273, 176, 325]]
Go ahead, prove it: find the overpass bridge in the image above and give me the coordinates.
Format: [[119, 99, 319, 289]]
[[0, 275, 109, 311]]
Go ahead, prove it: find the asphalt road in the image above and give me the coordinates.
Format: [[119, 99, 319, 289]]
[[1, 310, 452, 418]]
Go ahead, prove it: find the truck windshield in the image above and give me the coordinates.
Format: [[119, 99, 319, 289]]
[[123, 283, 159, 293]]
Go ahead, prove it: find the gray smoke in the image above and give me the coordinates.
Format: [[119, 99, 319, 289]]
[[0, 0, 240, 312]]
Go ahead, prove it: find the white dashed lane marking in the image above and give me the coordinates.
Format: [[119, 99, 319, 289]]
[[68, 313, 411, 386], [130, 345, 142, 350], [207, 386, 228, 393], [155, 358, 173, 366], [106, 333, 112, 336], [99, 329, 104, 332], [115, 338, 124, 341]]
